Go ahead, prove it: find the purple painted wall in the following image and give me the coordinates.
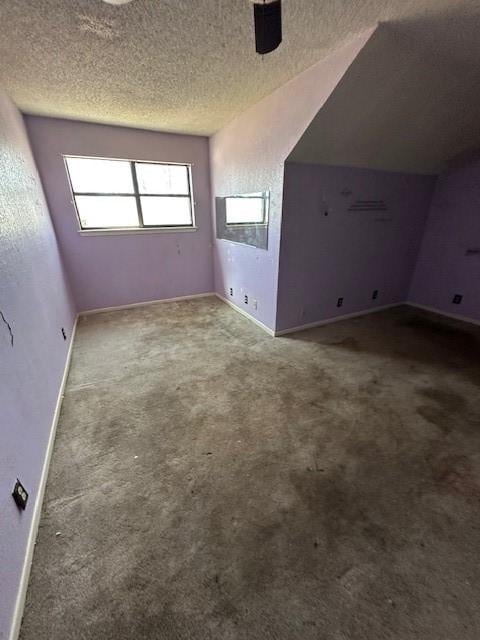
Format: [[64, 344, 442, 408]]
[[276, 162, 436, 331], [409, 154, 480, 322], [210, 30, 375, 331], [0, 93, 75, 638], [25, 116, 213, 312]]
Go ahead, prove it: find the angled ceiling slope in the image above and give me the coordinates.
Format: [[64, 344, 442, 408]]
[[210, 27, 376, 186], [288, 23, 480, 174]]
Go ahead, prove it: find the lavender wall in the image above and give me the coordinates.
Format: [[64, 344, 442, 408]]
[[25, 116, 213, 312], [276, 162, 436, 331], [409, 154, 480, 322], [0, 93, 75, 639], [210, 30, 374, 331]]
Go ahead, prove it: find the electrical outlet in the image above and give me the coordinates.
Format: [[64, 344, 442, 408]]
[[337, 297, 344, 308], [252, 299, 258, 310], [12, 479, 28, 510], [452, 294, 463, 304], [61, 327, 67, 340], [244, 295, 248, 305], [372, 290, 378, 300], [229, 287, 233, 297]]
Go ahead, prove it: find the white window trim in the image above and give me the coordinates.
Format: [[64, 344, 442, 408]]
[[64, 155, 196, 232], [78, 226, 198, 236]]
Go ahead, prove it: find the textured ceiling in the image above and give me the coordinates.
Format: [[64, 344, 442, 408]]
[[0, 0, 479, 135]]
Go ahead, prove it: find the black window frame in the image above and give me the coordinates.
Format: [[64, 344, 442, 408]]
[[64, 155, 195, 231]]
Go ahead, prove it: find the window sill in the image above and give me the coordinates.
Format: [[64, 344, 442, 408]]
[[225, 223, 268, 228], [78, 226, 198, 236]]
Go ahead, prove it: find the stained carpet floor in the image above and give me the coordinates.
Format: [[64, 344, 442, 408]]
[[20, 298, 480, 640]]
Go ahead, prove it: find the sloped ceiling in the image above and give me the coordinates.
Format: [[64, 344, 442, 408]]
[[0, 0, 479, 135], [288, 23, 480, 174]]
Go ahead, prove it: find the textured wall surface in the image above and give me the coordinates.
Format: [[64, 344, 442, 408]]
[[409, 154, 480, 322], [276, 162, 436, 331], [25, 116, 214, 312], [210, 30, 374, 330], [0, 92, 75, 639]]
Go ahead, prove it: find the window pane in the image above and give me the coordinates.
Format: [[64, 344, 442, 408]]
[[225, 193, 266, 224], [66, 157, 134, 194], [141, 196, 192, 226], [136, 163, 189, 195], [75, 196, 139, 229]]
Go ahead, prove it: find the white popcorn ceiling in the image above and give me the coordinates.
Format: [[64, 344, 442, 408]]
[[0, 0, 479, 135]]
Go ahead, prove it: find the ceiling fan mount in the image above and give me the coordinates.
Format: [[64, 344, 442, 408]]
[[101, 0, 282, 55]]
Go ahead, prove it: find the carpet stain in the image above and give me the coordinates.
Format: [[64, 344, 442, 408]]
[[433, 455, 480, 500], [416, 387, 467, 433], [419, 387, 467, 412], [403, 315, 480, 379], [326, 336, 360, 350]]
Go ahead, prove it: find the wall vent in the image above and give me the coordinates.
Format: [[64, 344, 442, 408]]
[[348, 200, 387, 212]]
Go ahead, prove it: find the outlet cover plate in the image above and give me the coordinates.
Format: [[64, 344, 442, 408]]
[[12, 479, 28, 510]]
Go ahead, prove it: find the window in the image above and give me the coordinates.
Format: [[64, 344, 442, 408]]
[[225, 191, 269, 225], [64, 156, 195, 231]]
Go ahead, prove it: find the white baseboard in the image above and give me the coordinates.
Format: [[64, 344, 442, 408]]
[[274, 303, 403, 336], [273, 302, 480, 337], [80, 292, 215, 316], [215, 297, 408, 337], [215, 294, 275, 336], [406, 302, 480, 327], [9, 316, 78, 640]]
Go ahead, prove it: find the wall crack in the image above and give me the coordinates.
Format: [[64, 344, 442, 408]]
[[0, 310, 14, 347]]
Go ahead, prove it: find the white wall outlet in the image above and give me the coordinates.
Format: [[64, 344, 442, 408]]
[[252, 299, 258, 310]]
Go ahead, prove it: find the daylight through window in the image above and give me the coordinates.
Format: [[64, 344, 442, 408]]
[[225, 192, 269, 225], [65, 156, 194, 230]]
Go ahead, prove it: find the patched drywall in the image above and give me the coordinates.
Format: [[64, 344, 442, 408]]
[[0, 91, 75, 639], [409, 153, 480, 321], [210, 30, 375, 330], [25, 116, 214, 312], [276, 162, 436, 331]]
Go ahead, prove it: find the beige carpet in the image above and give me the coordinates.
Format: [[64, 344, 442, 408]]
[[20, 298, 480, 640]]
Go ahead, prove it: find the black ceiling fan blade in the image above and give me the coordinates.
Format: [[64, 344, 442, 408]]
[[254, 0, 282, 55]]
